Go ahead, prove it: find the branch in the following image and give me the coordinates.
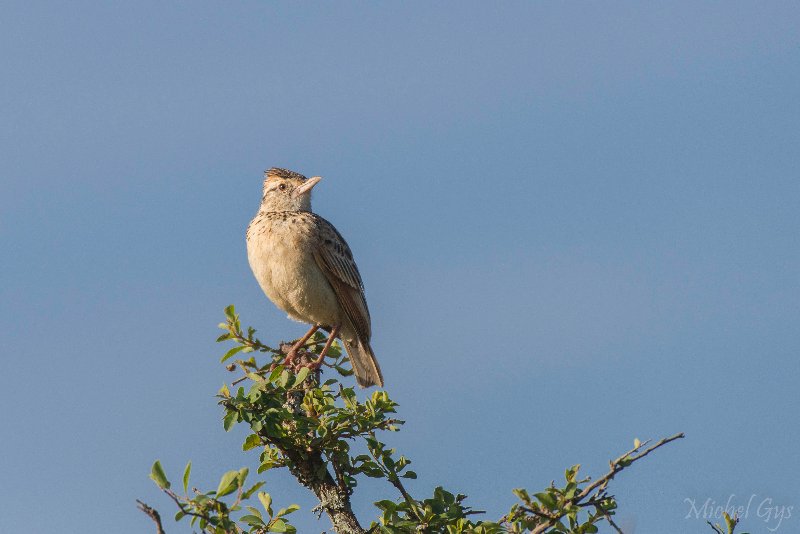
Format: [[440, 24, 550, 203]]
[[278, 348, 366, 534], [136, 500, 166, 534], [365, 443, 423, 523], [578, 432, 685, 500], [212, 309, 684, 534], [528, 432, 685, 534]]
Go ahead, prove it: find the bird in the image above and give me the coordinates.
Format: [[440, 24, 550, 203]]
[[246, 167, 384, 388]]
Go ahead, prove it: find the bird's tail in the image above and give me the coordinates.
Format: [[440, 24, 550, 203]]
[[343, 338, 384, 388]]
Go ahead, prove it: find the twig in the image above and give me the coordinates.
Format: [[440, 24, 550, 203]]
[[576, 432, 685, 501], [520, 507, 554, 520], [229, 330, 281, 355], [365, 443, 423, 523], [600, 507, 625, 534], [528, 433, 685, 534], [136, 500, 166, 534], [161, 488, 220, 529], [231, 374, 249, 386]]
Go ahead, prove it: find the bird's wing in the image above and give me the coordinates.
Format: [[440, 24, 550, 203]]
[[311, 214, 372, 341]]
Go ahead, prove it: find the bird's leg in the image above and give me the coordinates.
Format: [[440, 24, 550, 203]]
[[304, 325, 340, 371], [283, 324, 320, 367]]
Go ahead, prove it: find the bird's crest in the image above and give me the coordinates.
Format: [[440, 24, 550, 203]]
[[265, 168, 308, 181]]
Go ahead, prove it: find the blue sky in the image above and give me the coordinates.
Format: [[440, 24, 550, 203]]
[[1, 2, 798, 533]]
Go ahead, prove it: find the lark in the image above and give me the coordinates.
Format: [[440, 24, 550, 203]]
[[246, 168, 384, 388]]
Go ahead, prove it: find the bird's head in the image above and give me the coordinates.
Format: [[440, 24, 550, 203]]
[[259, 168, 321, 212]]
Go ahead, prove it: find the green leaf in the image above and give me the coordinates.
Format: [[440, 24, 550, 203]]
[[564, 464, 580, 483], [242, 481, 266, 499], [294, 367, 310, 384], [243, 434, 262, 451], [221, 345, 246, 363], [341, 387, 357, 409], [327, 339, 342, 357], [259, 492, 273, 516], [245, 506, 263, 519], [269, 518, 289, 532], [237, 467, 249, 488], [182, 461, 192, 493], [216, 470, 240, 497], [223, 410, 238, 431], [275, 504, 300, 517], [374, 500, 397, 512], [535, 492, 557, 510], [334, 364, 354, 376], [258, 461, 274, 473], [149, 460, 170, 489], [224, 304, 236, 320], [268, 366, 284, 383], [402, 471, 417, 479], [512, 488, 530, 502], [246, 371, 265, 382], [278, 369, 291, 388], [240, 514, 266, 526]]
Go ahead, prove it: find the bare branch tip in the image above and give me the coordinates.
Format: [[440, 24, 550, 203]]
[[136, 499, 166, 534]]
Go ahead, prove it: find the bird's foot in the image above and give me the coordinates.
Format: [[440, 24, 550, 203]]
[[298, 353, 327, 372], [283, 352, 298, 367], [271, 325, 323, 371], [295, 325, 340, 373], [270, 350, 299, 371]]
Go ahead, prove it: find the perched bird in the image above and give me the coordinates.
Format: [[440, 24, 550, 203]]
[[246, 168, 384, 388]]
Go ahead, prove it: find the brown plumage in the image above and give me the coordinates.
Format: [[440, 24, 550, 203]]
[[246, 168, 383, 388]]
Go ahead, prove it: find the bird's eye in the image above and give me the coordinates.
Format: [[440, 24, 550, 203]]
[[278, 183, 287, 191]]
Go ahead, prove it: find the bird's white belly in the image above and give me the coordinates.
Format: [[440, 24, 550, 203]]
[[247, 232, 342, 327]]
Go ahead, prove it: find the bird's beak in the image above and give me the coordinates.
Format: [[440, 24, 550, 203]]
[[293, 176, 321, 198]]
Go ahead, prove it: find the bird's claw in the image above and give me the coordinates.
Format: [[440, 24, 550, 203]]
[[283, 355, 296, 367], [296, 354, 326, 373], [271, 351, 299, 371]]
